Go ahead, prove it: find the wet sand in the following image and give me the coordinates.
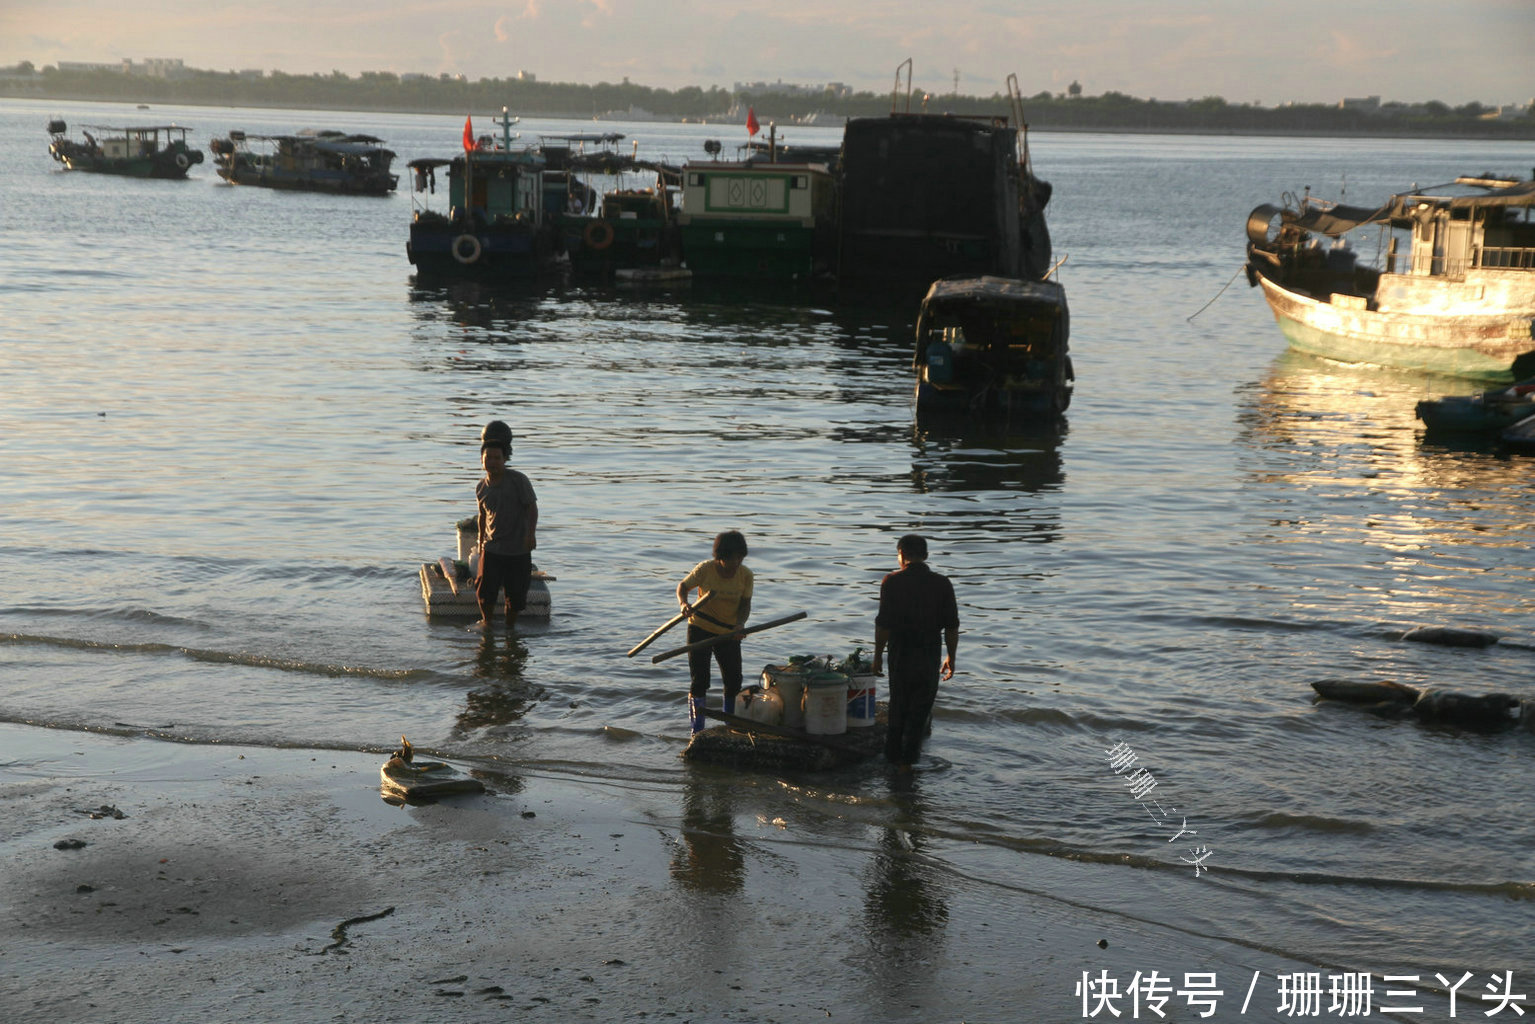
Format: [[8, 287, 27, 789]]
[[2, 722, 1312, 1022]]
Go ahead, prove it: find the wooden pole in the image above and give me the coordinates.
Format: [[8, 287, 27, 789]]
[[650, 611, 808, 664], [626, 592, 713, 658], [699, 708, 864, 752]]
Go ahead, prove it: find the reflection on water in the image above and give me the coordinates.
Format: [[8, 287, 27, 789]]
[[1240, 349, 1534, 518], [454, 631, 543, 737], [1235, 349, 1535, 630], [861, 796, 949, 940], [910, 417, 1067, 496], [669, 771, 747, 894], [857, 784, 951, 1017]]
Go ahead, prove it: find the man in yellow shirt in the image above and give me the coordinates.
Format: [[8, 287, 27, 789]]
[[675, 531, 753, 733]]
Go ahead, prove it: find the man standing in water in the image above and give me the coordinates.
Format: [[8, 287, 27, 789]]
[[475, 420, 538, 629], [872, 534, 958, 770]]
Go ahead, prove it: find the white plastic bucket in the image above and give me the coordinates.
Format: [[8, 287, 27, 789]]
[[762, 665, 807, 729], [457, 522, 477, 562], [740, 686, 783, 726], [804, 671, 849, 735], [846, 674, 877, 727]]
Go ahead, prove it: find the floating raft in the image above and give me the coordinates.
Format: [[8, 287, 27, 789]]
[[418, 561, 552, 618], [683, 705, 888, 772]]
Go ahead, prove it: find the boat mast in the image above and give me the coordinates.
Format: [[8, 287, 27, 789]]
[[495, 106, 519, 150]]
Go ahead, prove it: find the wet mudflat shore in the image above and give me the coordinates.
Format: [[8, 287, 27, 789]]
[[0, 722, 1331, 1022]]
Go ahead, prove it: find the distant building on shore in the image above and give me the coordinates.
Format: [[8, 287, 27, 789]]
[[734, 79, 851, 100], [1339, 95, 1381, 114], [56, 57, 186, 78]]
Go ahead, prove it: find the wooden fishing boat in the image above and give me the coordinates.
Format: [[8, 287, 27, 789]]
[[209, 129, 397, 195], [913, 275, 1072, 415], [539, 133, 685, 278], [1245, 173, 1535, 380], [1501, 411, 1535, 452], [406, 109, 555, 278], [48, 119, 203, 178]]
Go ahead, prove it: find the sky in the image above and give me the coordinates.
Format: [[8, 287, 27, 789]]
[[4, 0, 1533, 107]]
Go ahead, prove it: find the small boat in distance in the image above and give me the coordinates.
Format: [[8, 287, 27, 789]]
[[913, 275, 1073, 416], [209, 130, 398, 195], [1245, 173, 1535, 380], [47, 119, 203, 178], [1416, 377, 1535, 434]]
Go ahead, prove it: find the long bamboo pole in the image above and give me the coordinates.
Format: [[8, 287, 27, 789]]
[[626, 592, 713, 658], [649, 611, 808, 664]]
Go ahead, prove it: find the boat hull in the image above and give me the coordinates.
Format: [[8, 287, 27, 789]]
[[216, 165, 396, 196], [678, 220, 823, 281], [1253, 264, 1535, 381], [407, 219, 548, 278]]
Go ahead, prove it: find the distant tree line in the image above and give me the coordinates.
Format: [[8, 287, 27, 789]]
[[3, 61, 1530, 139]]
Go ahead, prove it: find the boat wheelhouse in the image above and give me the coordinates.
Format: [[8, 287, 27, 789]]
[[676, 142, 837, 282]]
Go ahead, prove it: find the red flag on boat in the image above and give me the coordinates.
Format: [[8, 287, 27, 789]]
[[745, 106, 759, 137], [463, 115, 474, 152]]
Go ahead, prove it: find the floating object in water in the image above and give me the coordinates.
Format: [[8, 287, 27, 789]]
[[683, 707, 886, 771], [1400, 625, 1499, 648], [380, 735, 485, 802], [1311, 681, 1532, 733]]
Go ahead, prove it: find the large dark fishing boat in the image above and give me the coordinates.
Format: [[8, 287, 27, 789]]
[[1245, 173, 1535, 380], [209, 130, 398, 195], [838, 68, 1053, 291], [48, 119, 204, 179]]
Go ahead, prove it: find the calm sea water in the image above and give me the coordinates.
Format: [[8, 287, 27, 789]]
[[2, 97, 1531, 1009]]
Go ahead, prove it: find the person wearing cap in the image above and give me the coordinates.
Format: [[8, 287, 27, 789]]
[[474, 421, 538, 629], [675, 530, 753, 733], [872, 534, 958, 770]]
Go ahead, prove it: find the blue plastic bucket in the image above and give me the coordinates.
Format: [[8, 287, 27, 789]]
[[846, 674, 876, 727]]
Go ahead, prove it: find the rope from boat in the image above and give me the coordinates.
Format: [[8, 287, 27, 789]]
[[1187, 265, 1246, 322]]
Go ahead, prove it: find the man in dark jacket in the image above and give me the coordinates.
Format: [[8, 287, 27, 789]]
[[872, 534, 958, 769]]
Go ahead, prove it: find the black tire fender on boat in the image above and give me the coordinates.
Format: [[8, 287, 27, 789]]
[[584, 219, 615, 252], [452, 233, 483, 265], [174, 152, 190, 170]]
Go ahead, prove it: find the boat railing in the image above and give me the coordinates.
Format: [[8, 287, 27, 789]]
[[1477, 245, 1535, 270]]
